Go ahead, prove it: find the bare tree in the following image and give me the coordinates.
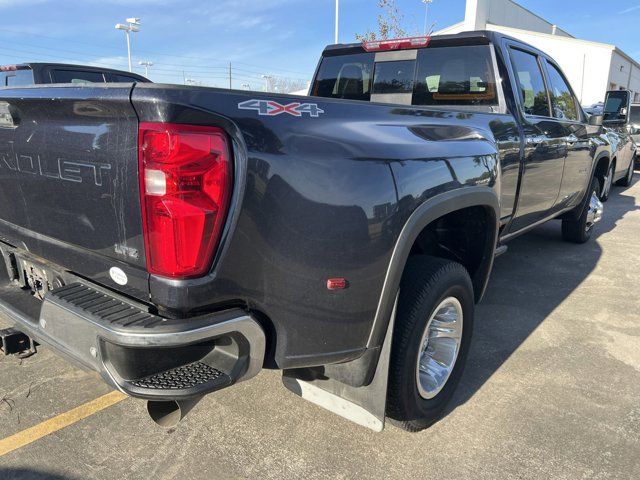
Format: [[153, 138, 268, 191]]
[[355, 0, 416, 41], [266, 76, 308, 94]]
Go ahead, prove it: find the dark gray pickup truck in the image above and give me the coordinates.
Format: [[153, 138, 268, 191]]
[[0, 31, 633, 432], [0, 62, 149, 86]]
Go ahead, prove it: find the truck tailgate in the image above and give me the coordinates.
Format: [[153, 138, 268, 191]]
[[0, 86, 148, 299]]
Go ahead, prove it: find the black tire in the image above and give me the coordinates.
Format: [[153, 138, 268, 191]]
[[600, 163, 614, 202], [616, 159, 634, 187], [561, 177, 601, 244], [386, 256, 474, 432]]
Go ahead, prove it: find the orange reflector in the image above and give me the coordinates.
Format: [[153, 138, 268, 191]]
[[327, 278, 347, 290]]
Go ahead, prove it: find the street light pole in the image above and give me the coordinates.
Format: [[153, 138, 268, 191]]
[[139, 60, 153, 77], [335, 0, 339, 44], [262, 74, 272, 92], [125, 29, 131, 71], [115, 18, 140, 73], [422, 0, 433, 35]]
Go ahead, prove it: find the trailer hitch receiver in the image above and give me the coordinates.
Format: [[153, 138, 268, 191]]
[[0, 327, 37, 358]]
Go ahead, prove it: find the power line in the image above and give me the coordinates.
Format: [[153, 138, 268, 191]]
[[0, 45, 309, 82], [0, 27, 311, 76]]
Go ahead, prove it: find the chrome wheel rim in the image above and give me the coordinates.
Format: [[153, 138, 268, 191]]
[[416, 297, 463, 400], [586, 191, 603, 233]]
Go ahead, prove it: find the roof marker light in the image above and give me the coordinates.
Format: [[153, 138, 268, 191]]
[[362, 36, 431, 52]]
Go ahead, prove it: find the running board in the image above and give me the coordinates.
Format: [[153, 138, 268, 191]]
[[282, 297, 397, 432]]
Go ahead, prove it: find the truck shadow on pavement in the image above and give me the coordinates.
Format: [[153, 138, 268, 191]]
[[447, 178, 640, 417], [0, 468, 78, 480]]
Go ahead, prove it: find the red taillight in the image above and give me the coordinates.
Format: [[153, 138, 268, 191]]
[[362, 36, 431, 52], [138, 122, 232, 279]]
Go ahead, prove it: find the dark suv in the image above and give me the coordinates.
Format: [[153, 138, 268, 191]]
[[0, 62, 150, 87]]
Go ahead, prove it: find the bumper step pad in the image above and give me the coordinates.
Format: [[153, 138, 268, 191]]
[[128, 362, 231, 392]]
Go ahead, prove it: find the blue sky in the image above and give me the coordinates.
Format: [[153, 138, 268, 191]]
[[1, 0, 640, 89]]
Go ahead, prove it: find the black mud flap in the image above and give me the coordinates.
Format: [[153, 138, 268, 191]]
[[282, 297, 397, 432]]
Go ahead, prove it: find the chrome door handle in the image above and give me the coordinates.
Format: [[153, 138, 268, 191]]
[[526, 135, 546, 147], [566, 134, 579, 146]]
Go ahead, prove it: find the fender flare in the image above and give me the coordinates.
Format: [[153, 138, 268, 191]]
[[366, 186, 500, 350], [320, 186, 500, 388], [564, 151, 611, 221]]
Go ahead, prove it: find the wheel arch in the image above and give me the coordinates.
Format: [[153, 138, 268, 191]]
[[309, 186, 499, 389], [366, 186, 500, 351], [594, 154, 613, 191]]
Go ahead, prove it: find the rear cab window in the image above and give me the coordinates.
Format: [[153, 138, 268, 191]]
[[413, 45, 498, 107], [0, 68, 34, 87], [312, 53, 373, 101], [311, 43, 500, 110]]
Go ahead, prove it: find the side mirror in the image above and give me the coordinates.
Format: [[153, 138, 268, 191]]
[[589, 114, 603, 126], [603, 90, 631, 125]]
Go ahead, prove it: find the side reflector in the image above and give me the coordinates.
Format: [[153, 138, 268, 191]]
[[327, 278, 348, 290], [362, 36, 431, 52], [139, 122, 233, 279]]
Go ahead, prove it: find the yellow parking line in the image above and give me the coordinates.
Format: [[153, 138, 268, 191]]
[[0, 390, 127, 457]]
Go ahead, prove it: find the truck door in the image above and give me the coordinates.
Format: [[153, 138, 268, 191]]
[[507, 47, 566, 232], [543, 59, 592, 210]]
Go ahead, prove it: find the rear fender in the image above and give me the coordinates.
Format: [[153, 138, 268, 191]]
[[298, 188, 498, 380], [282, 187, 499, 429]]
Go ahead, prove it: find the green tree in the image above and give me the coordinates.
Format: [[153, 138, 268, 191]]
[[355, 0, 413, 41]]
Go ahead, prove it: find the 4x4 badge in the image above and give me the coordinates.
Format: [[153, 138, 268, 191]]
[[238, 99, 324, 118]]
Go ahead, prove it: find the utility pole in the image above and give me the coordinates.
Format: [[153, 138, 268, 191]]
[[115, 18, 140, 72], [334, 0, 339, 44], [422, 0, 433, 35], [229, 62, 232, 89]]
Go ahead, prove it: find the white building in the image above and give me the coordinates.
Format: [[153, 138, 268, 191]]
[[436, 0, 640, 106]]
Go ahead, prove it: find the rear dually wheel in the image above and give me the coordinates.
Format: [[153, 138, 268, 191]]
[[386, 256, 474, 432]]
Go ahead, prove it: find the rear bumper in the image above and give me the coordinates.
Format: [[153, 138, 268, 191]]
[[0, 279, 265, 401]]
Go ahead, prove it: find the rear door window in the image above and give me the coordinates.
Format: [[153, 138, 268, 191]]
[[545, 61, 579, 121], [412, 45, 498, 106], [509, 48, 551, 117], [52, 69, 105, 84]]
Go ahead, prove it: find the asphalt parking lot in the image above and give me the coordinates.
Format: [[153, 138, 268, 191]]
[[0, 173, 639, 480]]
